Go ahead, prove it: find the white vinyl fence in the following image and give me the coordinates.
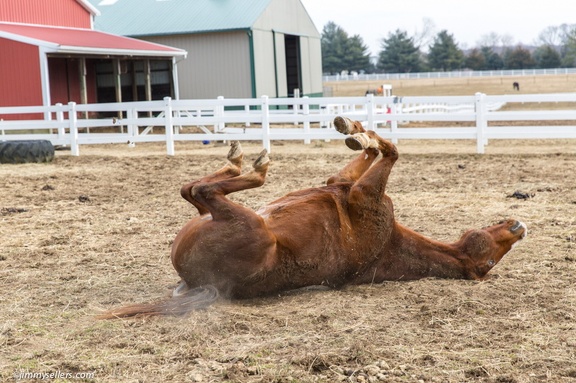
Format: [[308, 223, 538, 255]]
[[1, 93, 576, 155]]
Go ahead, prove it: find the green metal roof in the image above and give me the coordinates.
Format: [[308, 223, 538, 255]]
[[88, 0, 274, 36]]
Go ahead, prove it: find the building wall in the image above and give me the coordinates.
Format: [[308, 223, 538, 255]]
[[253, 0, 323, 97], [142, 32, 252, 100], [252, 29, 279, 98], [0, 0, 92, 28], [253, 0, 320, 38], [300, 36, 323, 97], [0, 38, 42, 115], [48, 57, 98, 105], [273, 32, 288, 98]]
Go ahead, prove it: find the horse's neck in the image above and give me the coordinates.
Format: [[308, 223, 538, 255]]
[[382, 223, 469, 280]]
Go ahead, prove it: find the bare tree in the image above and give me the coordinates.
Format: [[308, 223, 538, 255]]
[[477, 32, 514, 48], [412, 17, 437, 49], [536, 25, 564, 46]]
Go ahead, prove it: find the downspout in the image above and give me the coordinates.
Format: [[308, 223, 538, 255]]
[[172, 56, 180, 100], [272, 30, 278, 98], [248, 30, 256, 98]]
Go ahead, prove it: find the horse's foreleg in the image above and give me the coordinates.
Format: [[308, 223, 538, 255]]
[[191, 149, 270, 221], [180, 141, 244, 215], [333, 116, 366, 134], [328, 116, 378, 184], [327, 148, 379, 184], [347, 130, 398, 200]]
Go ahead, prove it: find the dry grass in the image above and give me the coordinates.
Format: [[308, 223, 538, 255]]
[[1, 139, 576, 383], [325, 74, 576, 97], [1, 77, 576, 382]]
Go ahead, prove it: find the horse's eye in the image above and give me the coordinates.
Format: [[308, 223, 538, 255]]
[[487, 260, 495, 267]]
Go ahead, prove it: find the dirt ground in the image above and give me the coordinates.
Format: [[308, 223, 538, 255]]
[[1, 138, 575, 383]]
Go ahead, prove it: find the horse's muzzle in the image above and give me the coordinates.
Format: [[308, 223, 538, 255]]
[[510, 220, 527, 238]]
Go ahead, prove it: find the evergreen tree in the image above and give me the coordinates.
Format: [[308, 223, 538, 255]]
[[344, 35, 374, 73], [533, 45, 561, 68], [427, 30, 464, 71], [465, 48, 486, 70], [504, 45, 536, 69], [376, 30, 421, 73], [321, 22, 373, 74], [321, 22, 349, 74], [481, 47, 504, 70]]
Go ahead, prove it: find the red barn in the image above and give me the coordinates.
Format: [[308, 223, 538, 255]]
[[0, 0, 186, 119]]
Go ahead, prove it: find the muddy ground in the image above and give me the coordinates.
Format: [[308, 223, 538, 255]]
[[1, 138, 575, 383]]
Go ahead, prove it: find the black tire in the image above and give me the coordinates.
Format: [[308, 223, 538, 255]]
[[0, 140, 55, 164]]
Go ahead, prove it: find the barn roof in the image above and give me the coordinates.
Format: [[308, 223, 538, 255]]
[[87, 0, 274, 36], [0, 22, 187, 57]]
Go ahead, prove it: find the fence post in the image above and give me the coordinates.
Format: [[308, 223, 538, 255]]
[[216, 96, 225, 132], [475, 92, 487, 154], [164, 97, 175, 156], [390, 96, 399, 144], [293, 88, 299, 126], [127, 108, 137, 147], [244, 103, 251, 127], [68, 102, 79, 156], [366, 93, 374, 130], [303, 96, 310, 144], [261, 95, 271, 153], [56, 103, 65, 141]]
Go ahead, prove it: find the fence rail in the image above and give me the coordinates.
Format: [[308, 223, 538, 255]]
[[1, 92, 576, 155], [323, 68, 576, 82]]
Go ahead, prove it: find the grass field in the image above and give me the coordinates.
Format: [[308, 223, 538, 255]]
[[324, 74, 576, 97]]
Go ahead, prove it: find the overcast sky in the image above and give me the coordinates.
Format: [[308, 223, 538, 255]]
[[300, 0, 575, 56]]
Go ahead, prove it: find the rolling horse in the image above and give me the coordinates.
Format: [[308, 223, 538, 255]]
[[99, 117, 527, 318]]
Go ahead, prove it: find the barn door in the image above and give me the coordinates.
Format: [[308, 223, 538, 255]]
[[284, 34, 301, 97]]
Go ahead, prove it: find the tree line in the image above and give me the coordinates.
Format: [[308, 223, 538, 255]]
[[321, 21, 576, 74]]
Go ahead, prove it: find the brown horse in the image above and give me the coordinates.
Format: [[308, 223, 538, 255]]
[[99, 117, 527, 318]]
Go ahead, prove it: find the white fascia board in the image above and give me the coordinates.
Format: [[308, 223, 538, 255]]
[[56, 46, 187, 57]]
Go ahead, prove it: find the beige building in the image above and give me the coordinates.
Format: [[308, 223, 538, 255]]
[[89, 0, 323, 99]]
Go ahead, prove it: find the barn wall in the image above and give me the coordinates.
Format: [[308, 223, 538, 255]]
[[274, 33, 288, 98], [141, 32, 252, 99], [253, 0, 323, 97], [299, 36, 323, 97], [47, 58, 98, 105], [253, 0, 320, 38], [0, 38, 43, 119], [0, 0, 92, 28], [253, 29, 279, 98]]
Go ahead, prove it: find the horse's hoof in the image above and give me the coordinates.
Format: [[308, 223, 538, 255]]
[[227, 141, 243, 161], [345, 136, 365, 151], [172, 280, 190, 297], [345, 133, 376, 151], [333, 116, 353, 135], [253, 149, 270, 169]]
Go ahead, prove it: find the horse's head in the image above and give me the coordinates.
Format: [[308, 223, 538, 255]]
[[459, 219, 527, 279]]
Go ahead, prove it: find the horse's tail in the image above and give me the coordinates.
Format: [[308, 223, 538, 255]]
[[96, 285, 219, 319]]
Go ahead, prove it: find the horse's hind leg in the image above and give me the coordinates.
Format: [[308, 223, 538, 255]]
[[180, 141, 244, 215], [191, 149, 270, 221]]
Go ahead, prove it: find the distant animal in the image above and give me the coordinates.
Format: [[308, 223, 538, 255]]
[[99, 117, 527, 318], [365, 85, 384, 96], [513, 82, 520, 91]]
